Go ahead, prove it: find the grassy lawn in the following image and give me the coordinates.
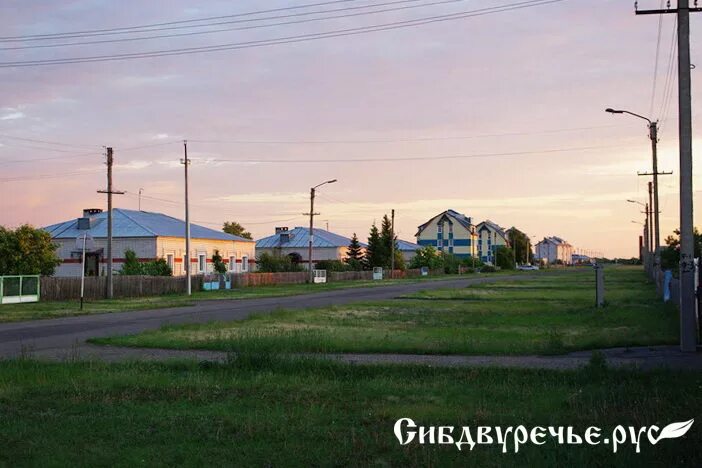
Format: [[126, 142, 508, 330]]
[[0, 273, 493, 323], [95, 267, 679, 355], [0, 357, 699, 466]]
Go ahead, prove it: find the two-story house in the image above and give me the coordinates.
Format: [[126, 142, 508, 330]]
[[415, 209, 477, 259]]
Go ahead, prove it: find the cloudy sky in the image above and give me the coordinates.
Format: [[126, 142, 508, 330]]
[[1, 0, 700, 257]]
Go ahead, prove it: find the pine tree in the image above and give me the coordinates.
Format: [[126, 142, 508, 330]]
[[365, 223, 383, 269], [380, 214, 400, 269], [345, 233, 364, 270]]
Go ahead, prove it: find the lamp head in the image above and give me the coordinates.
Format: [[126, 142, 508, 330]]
[[605, 108, 623, 114]]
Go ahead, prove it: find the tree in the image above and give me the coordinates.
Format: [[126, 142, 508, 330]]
[[507, 227, 533, 264], [0, 225, 61, 276], [495, 246, 516, 270], [345, 233, 365, 271], [410, 246, 444, 271], [121, 249, 142, 275], [661, 228, 702, 270], [212, 250, 227, 275], [223, 221, 253, 240], [379, 214, 404, 270], [365, 223, 384, 269]]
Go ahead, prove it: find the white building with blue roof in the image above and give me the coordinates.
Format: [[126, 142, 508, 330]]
[[256, 226, 365, 269], [44, 208, 255, 277]]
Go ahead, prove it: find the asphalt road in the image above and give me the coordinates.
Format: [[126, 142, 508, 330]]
[[0, 274, 534, 360]]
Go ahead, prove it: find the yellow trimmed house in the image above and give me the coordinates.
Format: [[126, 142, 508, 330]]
[[476, 220, 510, 265], [415, 210, 477, 259]]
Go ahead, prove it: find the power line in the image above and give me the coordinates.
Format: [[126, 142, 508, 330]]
[[0, 133, 98, 149], [0, 168, 103, 183], [0, 0, 362, 41], [208, 143, 628, 164], [0, 0, 463, 50], [649, 0, 665, 117], [0, 0, 566, 67], [189, 123, 633, 145], [0, 150, 99, 166], [658, 16, 678, 131]]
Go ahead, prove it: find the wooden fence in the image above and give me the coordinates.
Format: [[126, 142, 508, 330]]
[[38, 268, 444, 302], [40, 275, 204, 301]]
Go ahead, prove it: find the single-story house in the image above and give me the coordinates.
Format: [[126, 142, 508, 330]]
[[43, 208, 255, 277], [256, 226, 364, 269], [396, 239, 421, 263]]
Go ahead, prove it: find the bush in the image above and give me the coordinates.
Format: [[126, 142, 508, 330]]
[[257, 252, 303, 273], [120, 249, 172, 276], [481, 265, 497, 273], [314, 260, 350, 272]]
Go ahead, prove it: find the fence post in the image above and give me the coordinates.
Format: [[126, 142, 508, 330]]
[[594, 264, 605, 307]]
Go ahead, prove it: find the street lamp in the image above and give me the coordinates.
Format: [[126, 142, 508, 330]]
[[307, 179, 337, 283], [627, 199, 651, 270], [606, 107, 661, 273]]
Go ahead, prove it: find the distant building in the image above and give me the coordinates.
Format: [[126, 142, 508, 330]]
[[476, 220, 510, 265], [44, 208, 255, 277], [572, 253, 591, 264], [535, 236, 574, 265], [256, 226, 364, 269], [415, 209, 477, 259], [396, 239, 421, 263]]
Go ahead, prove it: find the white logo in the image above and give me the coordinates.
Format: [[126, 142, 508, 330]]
[[394, 418, 694, 453]]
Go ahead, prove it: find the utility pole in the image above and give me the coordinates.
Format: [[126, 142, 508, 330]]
[[180, 141, 192, 296], [138, 188, 144, 211], [390, 209, 396, 274], [97, 147, 124, 299], [304, 179, 337, 283], [307, 187, 318, 283], [637, 0, 700, 351]]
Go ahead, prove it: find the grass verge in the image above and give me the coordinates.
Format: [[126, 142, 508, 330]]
[[94, 267, 677, 355]]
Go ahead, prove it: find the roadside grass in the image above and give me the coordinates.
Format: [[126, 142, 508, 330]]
[[0, 273, 499, 323], [0, 357, 699, 466], [94, 267, 679, 355]]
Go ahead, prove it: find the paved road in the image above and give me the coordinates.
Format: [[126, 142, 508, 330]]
[[1, 275, 531, 360]]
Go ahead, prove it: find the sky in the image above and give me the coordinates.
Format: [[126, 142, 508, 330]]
[[1, 0, 701, 258]]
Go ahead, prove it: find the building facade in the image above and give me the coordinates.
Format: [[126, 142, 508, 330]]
[[535, 236, 574, 265], [44, 209, 255, 277], [476, 220, 510, 265], [415, 210, 477, 259], [256, 226, 363, 269]]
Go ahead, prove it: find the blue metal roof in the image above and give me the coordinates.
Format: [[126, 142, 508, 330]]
[[43, 209, 253, 242], [256, 227, 364, 249], [416, 209, 474, 236], [396, 239, 421, 252]]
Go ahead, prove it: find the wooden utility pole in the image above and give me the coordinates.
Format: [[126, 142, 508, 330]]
[[97, 147, 124, 299], [180, 141, 192, 296], [637, 0, 700, 351]]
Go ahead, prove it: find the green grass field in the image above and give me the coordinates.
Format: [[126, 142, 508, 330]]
[[95, 267, 678, 355], [0, 357, 699, 467], [0, 274, 477, 323]]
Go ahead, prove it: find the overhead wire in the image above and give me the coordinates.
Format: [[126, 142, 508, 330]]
[[0, 0, 566, 67]]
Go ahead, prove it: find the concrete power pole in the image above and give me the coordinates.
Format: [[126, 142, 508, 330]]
[[181, 141, 192, 296], [307, 187, 318, 283], [637, 0, 700, 351], [97, 147, 124, 299]]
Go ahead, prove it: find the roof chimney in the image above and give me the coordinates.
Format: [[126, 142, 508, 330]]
[[78, 208, 103, 230]]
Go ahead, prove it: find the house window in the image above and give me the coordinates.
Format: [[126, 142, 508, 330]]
[[242, 255, 249, 272], [448, 238, 454, 247], [229, 256, 237, 272], [437, 224, 443, 234], [166, 254, 174, 271], [198, 254, 206, 273], [437, 238, 443, 248]]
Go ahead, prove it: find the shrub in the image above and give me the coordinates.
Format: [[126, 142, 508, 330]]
[[314, 260, 350, 272], [257, 252, 303, 273]]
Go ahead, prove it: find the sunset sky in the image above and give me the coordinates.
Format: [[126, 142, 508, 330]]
[[1, 0, 701, 258]]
